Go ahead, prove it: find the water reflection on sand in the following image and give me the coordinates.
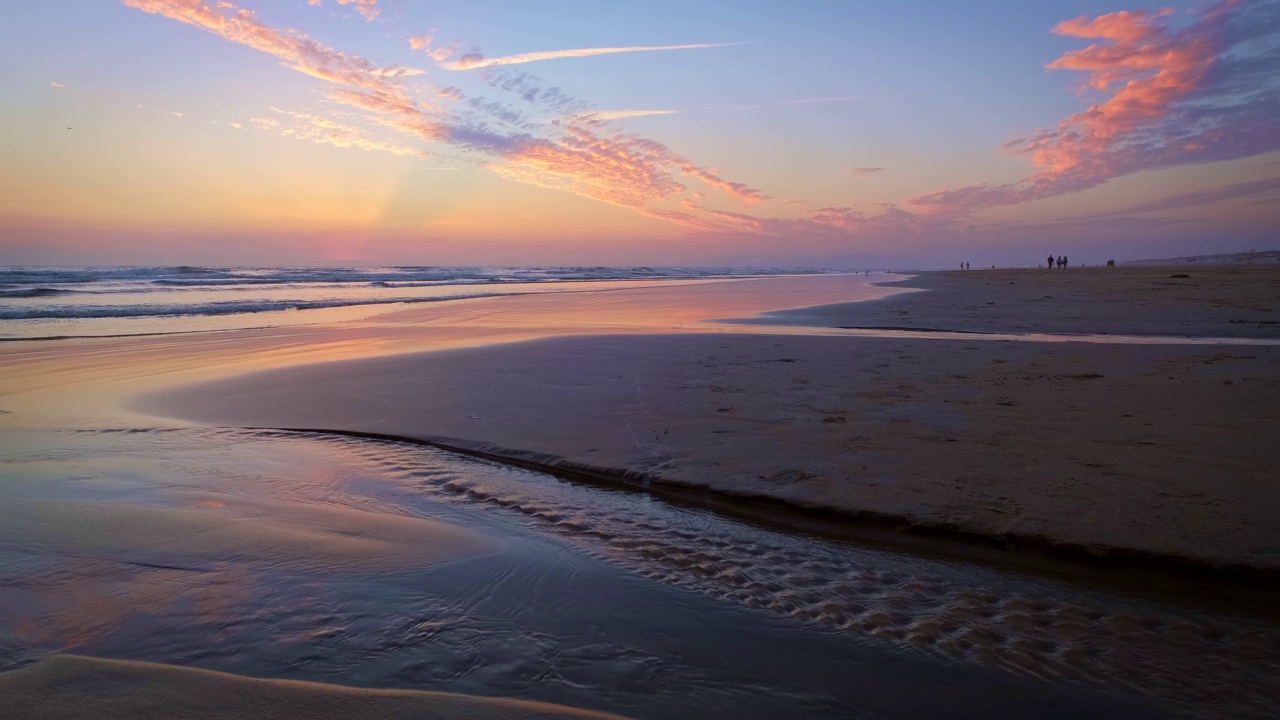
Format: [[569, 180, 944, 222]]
[[1, 426, 1275, 718]]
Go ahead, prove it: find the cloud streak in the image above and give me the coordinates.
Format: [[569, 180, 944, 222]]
[[121, 0, 767, 225], [125, 0, 403, 90], [574, 109, 678, 122], [440, 42, 738, 70]]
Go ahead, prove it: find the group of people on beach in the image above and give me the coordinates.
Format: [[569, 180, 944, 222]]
[[1048, 255, 1069, 269]]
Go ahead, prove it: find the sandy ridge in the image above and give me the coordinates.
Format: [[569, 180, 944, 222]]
[[0, 655, 629, 719]]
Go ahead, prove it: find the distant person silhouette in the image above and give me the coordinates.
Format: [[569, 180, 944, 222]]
[[1047, 255, 1054, 269], [1063, 255, 1069, 269]]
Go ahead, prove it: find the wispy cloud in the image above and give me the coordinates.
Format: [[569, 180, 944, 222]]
[[408, 32, 461, 62], [440, 42, 739, 71], [574, 109, 678, 122], [271, 107, 431, 158], [125, 0, 403, 90], [125, 0, 767, 217], [125, 0, 1275, 252], [1065, 177, 1280, 221], [309, 0, 379, 22], [50, 81, 64, 88], [172, 111, 184, 118], [709, 95, 873, 112]]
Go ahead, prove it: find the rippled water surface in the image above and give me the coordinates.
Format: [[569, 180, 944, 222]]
[[1, 426, 1276, 718]]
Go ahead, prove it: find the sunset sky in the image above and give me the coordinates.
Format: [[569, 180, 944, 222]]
[[1, 0, 1277, 267]]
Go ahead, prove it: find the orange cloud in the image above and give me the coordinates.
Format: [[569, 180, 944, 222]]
[[309, 0, 379, 22], [408, 32, 461, 62], [271, 107, 431, 158], [124, 0, 398, 91], [338, 0, 379, 22], [848, 167, 883, 178], [908, 1, 1277, 216], [123, 0, 785, 233]]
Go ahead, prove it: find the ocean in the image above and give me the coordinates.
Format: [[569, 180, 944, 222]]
[[0, 265, 829, 340]]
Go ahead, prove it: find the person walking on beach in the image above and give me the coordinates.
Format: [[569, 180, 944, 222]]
[[1063, 255, 1069, 269], [1047, 254, 1055, 269]]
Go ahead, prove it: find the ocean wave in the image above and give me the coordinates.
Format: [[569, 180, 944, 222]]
[[2, 265, 826, 288], [0, 292, 514, 320], [0, 287, 86, 298]]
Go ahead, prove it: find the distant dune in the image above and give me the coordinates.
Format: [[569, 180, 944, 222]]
[[1126, 249, 1280, 265]]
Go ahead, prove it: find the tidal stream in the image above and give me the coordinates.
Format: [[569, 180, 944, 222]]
[[2, 425, 1276, 718]]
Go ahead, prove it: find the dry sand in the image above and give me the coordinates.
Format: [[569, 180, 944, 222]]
[[0, 655, 628, 719], [762, 264, 1280, 338], [138, 266, 1280, 573]]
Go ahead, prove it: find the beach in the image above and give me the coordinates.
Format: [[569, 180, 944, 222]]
[[142, 266, 1280, 572], [3, 266, 1279, 718]]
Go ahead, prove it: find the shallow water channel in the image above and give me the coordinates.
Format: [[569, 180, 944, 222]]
[[0, 425, 1275, 719]]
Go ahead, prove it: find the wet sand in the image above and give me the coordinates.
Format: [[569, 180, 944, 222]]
[[2, 427, 1177, 718], [142, 267, 1280, 573], [4, 269, 1280, 718], [1, 655, 628, 720]]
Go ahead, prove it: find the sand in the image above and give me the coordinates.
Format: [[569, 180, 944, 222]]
[[138, 266, 1280, 573], [762, 265, 1280, 338], [0, 655, 628, 719], [3, 491, 502, 575]]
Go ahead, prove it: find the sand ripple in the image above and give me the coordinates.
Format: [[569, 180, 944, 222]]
[[317, 431, 1280, 719]]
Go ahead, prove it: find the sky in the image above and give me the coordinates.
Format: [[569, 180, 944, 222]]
[[0, 0, 1277, 267]]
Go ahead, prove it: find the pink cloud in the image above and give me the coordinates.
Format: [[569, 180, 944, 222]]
[[124, 0, 397, 90], [338, 0, 379, 21], [409, 32, 461, 62], [50, 81, 65, 88], [127, 0, 1276, 251], [908, 0, 1280, 216], [271, 107, 431, 158], [485, 122, 764, 209], [310, 0, 379, 22]]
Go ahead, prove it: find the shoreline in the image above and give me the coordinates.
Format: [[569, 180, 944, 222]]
[[6, 268, 1280, 717], [235, 426, 1280, 613], [136, 267, 1280, 581]]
